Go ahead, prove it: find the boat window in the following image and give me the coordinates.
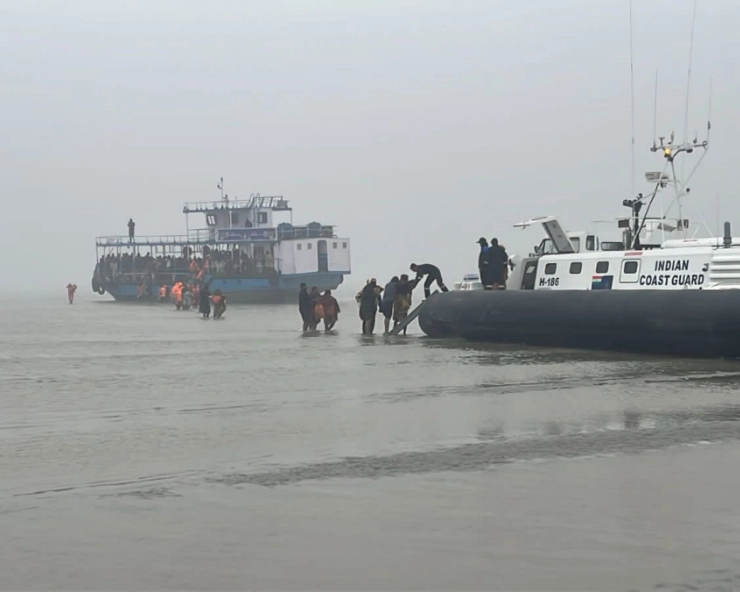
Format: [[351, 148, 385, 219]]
[[570, 237, 580, 253], [596, 261, 609, 273], [342, 242, 347, 248], [569, 262, 582, 274], [620, 259, 641, 283], [601, 241, 624, 251], [524, 263, 536, 275], [586, 235, 596, 251], [297, 244, 302, 250], [258, 212, 268, 224], [206, 214, 216, 226], [333, 242, 337, 249], [307, 243, 312, 250], [544, 263, 557, 275], [230, 212, 239, 224], [623, 260, 638, 274]]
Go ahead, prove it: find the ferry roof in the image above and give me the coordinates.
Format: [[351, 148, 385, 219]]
[[182, 195, 290, 214]]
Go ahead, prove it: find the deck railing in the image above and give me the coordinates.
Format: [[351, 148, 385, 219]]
[[182, 195, 290, 213], [96, 229, 212, 246]]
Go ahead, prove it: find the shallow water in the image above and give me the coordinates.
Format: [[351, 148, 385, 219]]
[[3, 294, 740, 590]]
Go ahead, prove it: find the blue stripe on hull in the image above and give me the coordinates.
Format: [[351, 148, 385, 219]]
[[101, 273, 345, 304]]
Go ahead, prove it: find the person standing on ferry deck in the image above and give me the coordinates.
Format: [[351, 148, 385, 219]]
[[128, 218, 135, 243], [477, 238, 491, 288]]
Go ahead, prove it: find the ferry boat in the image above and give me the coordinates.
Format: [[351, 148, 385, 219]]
[[91, 190, 351, 303]]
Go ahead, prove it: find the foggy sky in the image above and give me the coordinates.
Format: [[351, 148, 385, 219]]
[[2, 0, 738, 296]]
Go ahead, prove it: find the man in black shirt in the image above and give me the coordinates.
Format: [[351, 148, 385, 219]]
[[488, 238, 509, 289], [410, 263, 449, 299]]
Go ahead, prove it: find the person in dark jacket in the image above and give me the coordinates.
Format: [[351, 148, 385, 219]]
[[410, 263, 449, 299], [359, 278, 382, 335], [488, 238, 509, 289], [298, 283, 314, 332], [381, 276, 399, 334], [199, 284, 211, 318], [477, 238, 491, 288]]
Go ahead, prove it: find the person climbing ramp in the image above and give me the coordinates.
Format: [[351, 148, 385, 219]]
[[410, 263, 449, 299]]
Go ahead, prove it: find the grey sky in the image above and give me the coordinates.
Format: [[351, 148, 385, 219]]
[[1, 0, 738, 295]]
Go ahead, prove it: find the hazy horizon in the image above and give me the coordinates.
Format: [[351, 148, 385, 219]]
[[2, 0, 738, 297]]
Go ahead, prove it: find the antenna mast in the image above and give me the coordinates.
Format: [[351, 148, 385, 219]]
[[629, 0, 636, 200], [683, 0, 698, 146]]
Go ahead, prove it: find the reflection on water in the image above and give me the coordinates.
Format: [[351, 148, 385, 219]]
[[3, 297, 740, 590]]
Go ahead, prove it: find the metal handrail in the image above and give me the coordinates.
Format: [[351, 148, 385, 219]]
[[96, 229, 212, 246], [182, 195, 291, 213]]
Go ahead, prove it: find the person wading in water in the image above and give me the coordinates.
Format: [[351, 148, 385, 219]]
[[358, 278, 382, 335], [66, 283, 77, 304], [298, 283, 314, 332]]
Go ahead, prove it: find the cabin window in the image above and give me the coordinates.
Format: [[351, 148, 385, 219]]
[[544, 263, 557, 275], [230, 212, 239, 224], [623, 261, 638, 274], [258, 212, 268, 224], [570, 237, 580, 253], [333, 242, 337, 249], [307, 243, 312, 250], [342, 242, 347, 248], [569, 262, 582, 274], [596, 261, 609, 273], [586, 235, 596, 251], [620, 259, 641, 283], [206, 214, 216, 226], [524, 263, 536, 275], [297, 244, 302, 250]]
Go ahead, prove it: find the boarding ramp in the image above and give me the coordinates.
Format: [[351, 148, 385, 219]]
[[388, 292, 438, 336]]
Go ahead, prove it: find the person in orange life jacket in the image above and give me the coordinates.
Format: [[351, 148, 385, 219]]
[[211, 289, 226, 319], [320, 290, 341, 331], [66, 283, 77, 304], [309, 287, 322, 330], [410, 263, 449, 299]]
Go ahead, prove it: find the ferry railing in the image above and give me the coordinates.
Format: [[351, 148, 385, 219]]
[[183, 196, 291, 213], [96, 230, 213, 246]]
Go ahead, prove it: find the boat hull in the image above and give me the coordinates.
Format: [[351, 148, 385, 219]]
[[99, 272, 345, 304], [418, 289, 740, 359]]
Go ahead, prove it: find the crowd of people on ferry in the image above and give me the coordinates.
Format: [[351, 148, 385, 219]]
[[94, 247, 278, 286]]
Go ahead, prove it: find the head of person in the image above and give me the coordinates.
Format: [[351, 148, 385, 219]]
[[400, 274, 409, 281], [410, 263, 418, 272], [490, 238, 499, 247], [324, 289, 331, 296], [300, 283, 307, 291], [477, 237, 488, 247], [369, 278, 377, 286], [391, 276, 399, 283]]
